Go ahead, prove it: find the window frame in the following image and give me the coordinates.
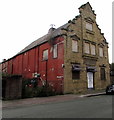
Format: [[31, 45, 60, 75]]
[[72, 40, 78, 52], [72, 71, 80, 80], [90, 44, 96, 55], [72, 64, 81, 80], [99, 47, 103, 57], [43, 49, 48, 61], [84, 42, 90, 54], [53, 44, 58, 58], [86, 22, 93, 31]]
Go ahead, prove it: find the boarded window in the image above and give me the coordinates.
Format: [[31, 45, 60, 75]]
[[100, 67, 106, 80], [53, 44, 57, 58], [86, 22, 93, 31], [99, 47, 103, 57], [84, 43, 90, 54], [72, 40, 78, 52], [72, 71, 80, 79], [91, 44, 96, 55], [43, 49, 48, 60], [72, 64, 80, 80]]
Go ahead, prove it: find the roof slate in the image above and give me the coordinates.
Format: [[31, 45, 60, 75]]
[[17, 23, 70, 55]]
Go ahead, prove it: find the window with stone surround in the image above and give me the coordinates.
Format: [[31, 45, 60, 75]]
[[72, 64, 81, 80], [84, 42, 90, 54], [91, 44, 96, 55], [86, 22, 93, 31], [99, 47, 103, 57], [72, 40, 78, 52], [72, 71, 80, 80]]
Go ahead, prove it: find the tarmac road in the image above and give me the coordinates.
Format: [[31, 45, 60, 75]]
[[2, 95, 112, 118]]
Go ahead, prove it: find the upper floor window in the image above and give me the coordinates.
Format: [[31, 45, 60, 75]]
[[43, 49, 48, 60], [91, 44, 96, 55], [99, 47, 103, 57], [84, 42, 90, 54], [72, 40, 78, 52], [53, 44, 58, 58], [86, 22, 93, 31]]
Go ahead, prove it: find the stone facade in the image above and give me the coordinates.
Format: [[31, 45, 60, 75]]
[[63, 2, 110, 94]]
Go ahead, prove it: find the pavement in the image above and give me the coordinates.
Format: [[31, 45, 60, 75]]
[[2, 90, 106, 109]]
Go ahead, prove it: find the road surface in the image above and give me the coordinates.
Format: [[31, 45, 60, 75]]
[[2, 95, 112, 118]]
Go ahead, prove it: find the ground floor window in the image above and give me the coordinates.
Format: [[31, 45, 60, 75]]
[[72, 71, 80, 79], [100, 67, 106, 80], [72, 64, 81, 80]]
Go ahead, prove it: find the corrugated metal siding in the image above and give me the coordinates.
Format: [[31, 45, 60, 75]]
[[2, 36, 64, 93]]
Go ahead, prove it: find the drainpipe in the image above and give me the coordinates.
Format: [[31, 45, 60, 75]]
[[37, 46, 40, 74], [45, 59, 48, 96], [45, 59, 48, 87]]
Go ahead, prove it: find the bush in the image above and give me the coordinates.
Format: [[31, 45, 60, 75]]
[[22, 78, 56, 98]]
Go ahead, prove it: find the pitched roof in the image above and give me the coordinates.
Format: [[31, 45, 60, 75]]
[[17, 23, 70, 55]]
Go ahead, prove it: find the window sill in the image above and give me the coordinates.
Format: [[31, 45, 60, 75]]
[[72, 51, 79, 53], [86, 30, 94, 35], [53, 57, 58, 59], [82, 54, 98, 60], [42, 59, 48, 62], [73, 79, 80, 83]]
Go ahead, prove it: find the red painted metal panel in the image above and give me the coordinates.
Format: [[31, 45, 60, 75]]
[[38, 36, 64, 93], [18, 54, 23, 75], [35, 47, 39, 73], [22, 52, 29, 78], [39, 43, 50, 82], [7, 59, 13, 74], [28, 49, 35, 77], [2, 36, 64, 93], [13, 56, 19, 74]]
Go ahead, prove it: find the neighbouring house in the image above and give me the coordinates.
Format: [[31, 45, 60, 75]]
[[1, 2, 110, 94]]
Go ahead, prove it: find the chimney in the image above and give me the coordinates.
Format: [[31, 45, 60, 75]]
[[48, 27, 55, 34], [2, 59, 6, 62], [48, 24, 56, 34]]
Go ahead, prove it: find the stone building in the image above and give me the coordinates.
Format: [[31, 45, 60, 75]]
[[63, 2, 110, 93], [1, 2, 110, 94]]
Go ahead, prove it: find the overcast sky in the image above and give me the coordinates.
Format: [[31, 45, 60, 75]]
[[0, 0, 113, 63]]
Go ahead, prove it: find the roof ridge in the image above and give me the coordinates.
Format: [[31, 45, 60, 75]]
[[16, 23, 70, 55]]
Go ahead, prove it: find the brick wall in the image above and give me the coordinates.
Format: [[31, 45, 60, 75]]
[[2, 75, 22, 100]]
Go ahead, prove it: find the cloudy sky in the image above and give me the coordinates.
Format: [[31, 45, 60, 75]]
[[0, 0, 113, 63]]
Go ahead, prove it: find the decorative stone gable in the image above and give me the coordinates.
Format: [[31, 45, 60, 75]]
[[63, 2, 110, 94], [79, 2, 96, 16]]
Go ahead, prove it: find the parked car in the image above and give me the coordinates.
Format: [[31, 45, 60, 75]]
[[106, 84, 114, 95]]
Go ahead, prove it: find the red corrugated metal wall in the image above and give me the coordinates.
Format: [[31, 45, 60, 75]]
[[2, 36, 64, 93]]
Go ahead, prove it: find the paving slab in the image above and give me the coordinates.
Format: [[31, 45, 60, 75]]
[[2, 92, 106, 109]]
